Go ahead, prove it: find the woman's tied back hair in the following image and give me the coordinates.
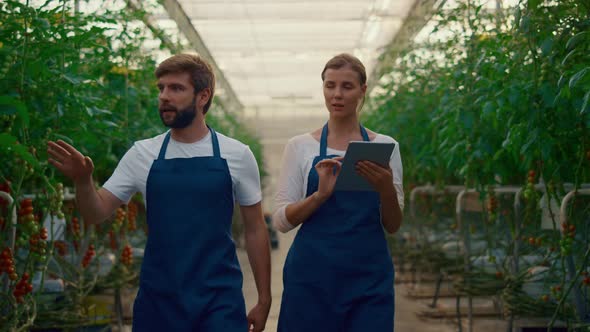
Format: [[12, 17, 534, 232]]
[[321, 53, 367, 86]]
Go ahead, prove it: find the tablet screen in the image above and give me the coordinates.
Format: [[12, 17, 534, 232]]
[[334, 141, 395, 192]]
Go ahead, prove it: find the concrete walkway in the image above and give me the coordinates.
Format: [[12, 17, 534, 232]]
[[238, 230, 458, 332]]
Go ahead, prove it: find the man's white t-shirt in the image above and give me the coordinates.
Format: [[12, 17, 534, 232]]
[[103, 130, 262, 207], [272, 133, 404, 233]]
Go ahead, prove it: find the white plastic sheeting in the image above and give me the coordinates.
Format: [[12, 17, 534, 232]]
[[171, 0, 413, 116]]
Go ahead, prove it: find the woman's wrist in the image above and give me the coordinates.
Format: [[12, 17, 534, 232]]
[[379, 186, 397, 202], [313, 191, 329, 204]]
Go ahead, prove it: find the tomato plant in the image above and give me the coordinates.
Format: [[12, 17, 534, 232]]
[[368, 0, 590, 326], [0, 0, 264, 330]]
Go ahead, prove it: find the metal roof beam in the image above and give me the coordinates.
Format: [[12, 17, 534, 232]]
[[367, 0, 444, 92], [161, 0, 244, 114], [126, 1, 182, 53], [129, 0, 244, 114]]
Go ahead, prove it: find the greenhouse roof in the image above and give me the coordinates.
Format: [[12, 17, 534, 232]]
[[158, 0, 423, 117], [56, 0, 512, 118]]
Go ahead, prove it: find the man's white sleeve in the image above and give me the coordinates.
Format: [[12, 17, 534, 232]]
[[102, 145, 142, 204], [234, 147, 262, 206]]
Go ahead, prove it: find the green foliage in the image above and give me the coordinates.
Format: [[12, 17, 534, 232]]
[[365, 0, 590, 191], [0, 1, 264, 330], [367, 0, 590, 326], [0, 0, 264, 190]]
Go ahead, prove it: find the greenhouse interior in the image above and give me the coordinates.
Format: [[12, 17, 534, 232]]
[[1, 0, 589, 331]]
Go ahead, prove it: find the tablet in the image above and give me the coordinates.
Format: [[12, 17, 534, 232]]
[[334, 141, 395, 192]]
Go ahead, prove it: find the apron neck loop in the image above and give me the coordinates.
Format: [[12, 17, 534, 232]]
[[157, 127, 220, 160], [319, 122, 370, 156], [208, 126, 221, 158], [157, 131, 172, 160], [320, 123, 329, 158], [360, 125, 370, 142]]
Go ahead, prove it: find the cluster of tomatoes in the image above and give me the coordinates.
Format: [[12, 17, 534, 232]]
[[18, 198, 35, 224], [526, 236, 543, 247], [70, 216, 81, 238], [550, 284, 563, 300], [523, 170, 537, 200], [114, 207, 125, 230], [50, 183, 65, 219], [53, 240, 67, 257], [16, 199, 43, 251], [559, 222, 576, 256], [108, 207, 128, 251], [127, 203, 138, 232], [70, 216, 81, 251], [81, 244, 95, 268], [13, 272, 33, 304], [120, 244, 133, 267], [28, 227, 48, 262], [0, 247, 18, 281], [109, 230, 118, 251], [17, 157, 35, 178]]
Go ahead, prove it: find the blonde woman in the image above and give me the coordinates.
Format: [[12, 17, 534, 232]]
[[273, 53, 404, 331]]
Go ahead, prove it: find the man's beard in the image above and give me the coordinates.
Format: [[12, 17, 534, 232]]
[[159, 97, 197, 129]]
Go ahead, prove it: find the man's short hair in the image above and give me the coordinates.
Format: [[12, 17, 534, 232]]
[[155, 54, 215, 113]]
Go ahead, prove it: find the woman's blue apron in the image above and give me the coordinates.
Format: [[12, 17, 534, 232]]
[[278, 123, 395, 332]]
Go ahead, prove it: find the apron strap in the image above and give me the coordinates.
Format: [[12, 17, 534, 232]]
[[319, 123, 329, 158], [208, 126, 221, 158], [360, 125, 370, 142], [319, 122, 370, 156], [157, 127, 220, 160], [157, 131, 172, 160]]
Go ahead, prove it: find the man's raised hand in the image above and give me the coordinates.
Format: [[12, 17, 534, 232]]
[[47, 140, 94, 185]]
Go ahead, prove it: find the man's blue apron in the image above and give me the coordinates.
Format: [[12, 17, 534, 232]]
[[132, 127, 247, 331], [278, 123, 395, 332]]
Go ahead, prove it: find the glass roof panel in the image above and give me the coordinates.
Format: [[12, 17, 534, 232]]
[[171, 0, 414, 116]]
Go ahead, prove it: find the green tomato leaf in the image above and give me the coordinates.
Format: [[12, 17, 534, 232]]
[[569, 67, 589, 90]]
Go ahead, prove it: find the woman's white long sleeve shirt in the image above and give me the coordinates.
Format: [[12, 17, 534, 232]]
[[272, 133, 404, 233]]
